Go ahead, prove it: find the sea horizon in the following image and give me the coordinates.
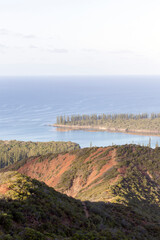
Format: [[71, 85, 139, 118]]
[[0, 75, 160, 148]]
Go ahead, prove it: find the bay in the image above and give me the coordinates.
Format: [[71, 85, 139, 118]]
[[0, 75, 160, 148]]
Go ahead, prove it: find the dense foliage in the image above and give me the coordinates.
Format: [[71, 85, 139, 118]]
[[0, 171, 160, 240], [110, 145, 160, 219], [10, 144, 160, 225], [55, 113, 160, 134], [1, 144, 160, 239], [0, 140, 80, 169], [56, 113, 160, 124]]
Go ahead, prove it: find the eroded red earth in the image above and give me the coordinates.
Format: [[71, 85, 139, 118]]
[[18, 148, 120, 198]]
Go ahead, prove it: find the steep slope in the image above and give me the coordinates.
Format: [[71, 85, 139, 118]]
[[0, 170, 160, 240], [5, 145, 160, 222], [15, 147, 118, 201]]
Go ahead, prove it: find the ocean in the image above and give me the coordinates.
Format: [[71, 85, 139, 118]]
[[0, 75, 160, 148]]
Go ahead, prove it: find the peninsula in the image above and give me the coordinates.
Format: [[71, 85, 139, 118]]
[[53, 113, 160, 136]]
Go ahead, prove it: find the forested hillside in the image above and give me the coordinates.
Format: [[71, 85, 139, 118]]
[[14, 145, 160, 199], [7, 144, 160, 226], [0, 170, 160, 240], [0, 140, 80, 169]]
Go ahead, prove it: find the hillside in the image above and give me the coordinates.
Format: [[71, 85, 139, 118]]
[[6, 145, 160, 222], [0, 170, 160, 239], [0, 140, 80, 169]]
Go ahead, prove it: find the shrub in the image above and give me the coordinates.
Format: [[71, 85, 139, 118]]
[[21, 227, 46, 240], [0, 213, 12, 231]]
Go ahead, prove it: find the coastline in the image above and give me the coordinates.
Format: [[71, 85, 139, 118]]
[[52, 124, 160, 137]]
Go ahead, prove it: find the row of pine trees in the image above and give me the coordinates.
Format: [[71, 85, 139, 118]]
[[56, 113, 160, 125], [0, 140, 79, 168]]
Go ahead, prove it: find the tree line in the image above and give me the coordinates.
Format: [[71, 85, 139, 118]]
[[56, 113, 160, 125], [0, 140, 80, 169]]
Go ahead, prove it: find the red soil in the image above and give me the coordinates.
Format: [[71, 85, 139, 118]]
[[0, 184, 9, 194], [84, 147, 105, 163], [65, 148, 118, 197], [85, 148, 117, 187], [18, 147, 119, 199], [118, 166, 127, 174], [109, 174, 121, 185], [18, 153, 76, 188]]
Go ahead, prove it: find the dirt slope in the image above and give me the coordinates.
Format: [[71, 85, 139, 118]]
[[18, 153, 76, 187], [13, 145, 160, 206], [17, 147, 120, 201]]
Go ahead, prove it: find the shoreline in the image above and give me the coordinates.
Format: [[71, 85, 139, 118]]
[[52, 124, 160, 137]]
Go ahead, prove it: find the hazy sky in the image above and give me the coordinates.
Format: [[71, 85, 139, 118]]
[[0, 0, 160, 76]]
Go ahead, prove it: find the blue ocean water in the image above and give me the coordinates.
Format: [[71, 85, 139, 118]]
[[0, 76, 160, 148]]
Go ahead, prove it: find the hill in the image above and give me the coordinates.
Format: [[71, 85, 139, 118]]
[[0, 140, 80, 169], [5, 145, 160, 222], [0, 170, 160, 239]]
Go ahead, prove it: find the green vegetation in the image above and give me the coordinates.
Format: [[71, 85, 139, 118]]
[[0, 140, 80, 169], [55, 113, 160, 134], [56, 147, 115, 193], [112, 145, 160, 209], [76, 145, 160, 212], [1, 144, 160, 239], [0, 171, 160, 239], [49, 145, 160, 224]]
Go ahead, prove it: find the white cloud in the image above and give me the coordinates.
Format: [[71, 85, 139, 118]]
[[108, 50, 135, 55], [0, 0, 160, 75], [0, 43, 8, 53], [47, 48, 68, 54], [82, 48, 98, 53], [0, 28, 37, 39], [0, 28, 10, 35], [29, 45, 38, 49], [0, 44, 8, 48]]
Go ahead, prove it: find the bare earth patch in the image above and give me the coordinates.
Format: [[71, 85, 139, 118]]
[[18, 153, 76, 188], [0, 184, 9, 194], [18, 147, 120, 201]]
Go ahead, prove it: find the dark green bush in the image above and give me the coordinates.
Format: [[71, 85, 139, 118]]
[[21, 227, 46, 240]]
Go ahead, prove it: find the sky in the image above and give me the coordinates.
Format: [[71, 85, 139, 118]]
[[0, 0, 160, 76]]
